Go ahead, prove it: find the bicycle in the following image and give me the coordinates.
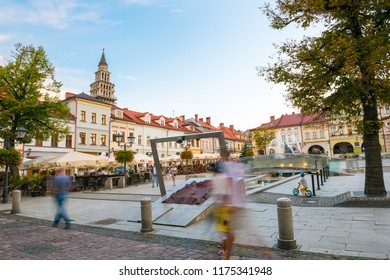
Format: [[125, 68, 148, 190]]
[[293, 182, 312, 197]]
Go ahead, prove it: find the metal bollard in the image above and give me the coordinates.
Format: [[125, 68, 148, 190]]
[[11, 190, 21, 214], [322, 168, 326, 182], [320, 169, 324, 185], [140, 198, 154, 233], [316, 171, 321, 190], [277, 198, 297, 249], [310, 173, 316, 196]]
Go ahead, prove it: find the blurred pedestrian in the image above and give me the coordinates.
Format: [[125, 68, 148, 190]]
[[171, 164, 177, 186], [52, 168, 73, 229], [212, 161, 246, 260], [152, 165, 159, 188]]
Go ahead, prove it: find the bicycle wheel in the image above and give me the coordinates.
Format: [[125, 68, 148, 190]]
[[293, 188, 299, 196], [305, 190, 312, 197]]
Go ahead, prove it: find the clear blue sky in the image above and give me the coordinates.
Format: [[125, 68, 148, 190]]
[[0, 0, 308, 131]]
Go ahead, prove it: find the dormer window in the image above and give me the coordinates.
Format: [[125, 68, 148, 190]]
[[173, 120, 178, 129], [145, 114, 151, 124], [160, 118, 165, 126], [116, 111, 122, 118]]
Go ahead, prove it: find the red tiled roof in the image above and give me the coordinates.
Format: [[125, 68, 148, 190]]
[[122, 109, 191, 132], [277, 112, 303, 127]]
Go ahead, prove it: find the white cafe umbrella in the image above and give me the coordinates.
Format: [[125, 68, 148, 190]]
[[42, 151, 109, 168], [133, 153, 153, 164], [19, 155, 59, 170], [161, 154, 181, 162]]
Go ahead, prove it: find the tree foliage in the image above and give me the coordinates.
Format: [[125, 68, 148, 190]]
[[239, 143, 254, 158], [259, 1, 389, 195], [0, 44, 70, 146], [180, 150, 193, 160], [251, 129, 276, 154], [0, 148, 21, 166], [115, 150, 134, 165]]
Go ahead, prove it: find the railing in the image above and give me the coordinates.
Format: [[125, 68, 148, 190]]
[[243, 154, 342, 173]]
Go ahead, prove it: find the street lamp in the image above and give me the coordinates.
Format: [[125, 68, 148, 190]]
[[114, 133, 135, 181], [1, 127, 28, 203], [184, 140, 191, 177]]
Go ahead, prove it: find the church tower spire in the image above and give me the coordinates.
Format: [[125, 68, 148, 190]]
[[90, 49, 117, 105]]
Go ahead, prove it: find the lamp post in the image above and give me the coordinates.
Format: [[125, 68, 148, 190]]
[[114, 133, 135, 181], [184, 141, 191, 177], [1, 127, 28, 203]]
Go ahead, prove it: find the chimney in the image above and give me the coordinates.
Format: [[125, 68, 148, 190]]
[[179, 115, 185, 121], [123, 108, 128, 111], [229, 125, 234, 131], [292, 112, 295, 115], [270, 116, 275, 122], [206, 117, 211, 124], [220, 123, 224, 128], [199, 118, 204, 122], [195, 114, 198, 122], [65, 92, 76, 99]]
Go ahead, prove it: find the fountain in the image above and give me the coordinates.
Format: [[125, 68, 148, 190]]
[[267, 134, 299, 155]]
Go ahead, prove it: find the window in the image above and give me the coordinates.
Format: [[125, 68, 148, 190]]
[[120, 131, 125, 142], [173, 121, 178, 129], [112, 130, 117, 141], [101, 135, 107, 146], [312, 131, 317, 139], [35, 139, 43, 146], [51, 134, 58, 147], [101, 114, 107, 125], [91, 113, 97, 123], [305, 132, 310, 140], [387, 122, 390, 131], [138, 135, 142, 145], [281, 135, 286, 142], [320, 130, 325, 139], [79, 132, 86, 144], [81, 111, 86, 122], [288, 135, 293, 142], [348, 127, 353, 135], [91, 133, 97, 145], [147, 136, 151, 146], [161, 119, 165, 126], [65, 135, 72, 148], [294, 134, 299, 141], [116, 111, 122, 118], [385, 106, 390, 114]]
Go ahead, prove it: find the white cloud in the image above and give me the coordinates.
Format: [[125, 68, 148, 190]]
[[0, 0, 103, 29], [119, 74, 138, 82], [0, 34, 11, 42], [123, 0, 155, 5]]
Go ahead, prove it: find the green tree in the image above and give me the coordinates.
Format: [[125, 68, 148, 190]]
[[0, 43, 70, 176], [251, 129, 276, 155], [180, 150, 193, 160], [259, 1, 389, 195], [115, 150, 134, 167], [239, 143, 254, 158]]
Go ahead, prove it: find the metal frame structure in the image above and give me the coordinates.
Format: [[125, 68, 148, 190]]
[[150, 131, 228, 196]]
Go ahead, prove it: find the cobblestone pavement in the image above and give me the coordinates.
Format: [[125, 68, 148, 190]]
[[0, 213, 371, 260]]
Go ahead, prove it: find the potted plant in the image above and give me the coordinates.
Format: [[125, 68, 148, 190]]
[[30, 176, 43, 197]]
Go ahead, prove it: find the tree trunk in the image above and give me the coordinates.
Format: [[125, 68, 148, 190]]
[[363, 102, 386, 195]]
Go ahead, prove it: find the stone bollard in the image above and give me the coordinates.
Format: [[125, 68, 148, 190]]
[[277, 197, 297, 249], [140, 198, 154, 233], [11, 190, 21, 214], [105, 177, 113, 190], [118, 177, 126, 188]]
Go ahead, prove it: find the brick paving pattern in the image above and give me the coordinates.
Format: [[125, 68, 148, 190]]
[[0, 213, 371, 260]]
